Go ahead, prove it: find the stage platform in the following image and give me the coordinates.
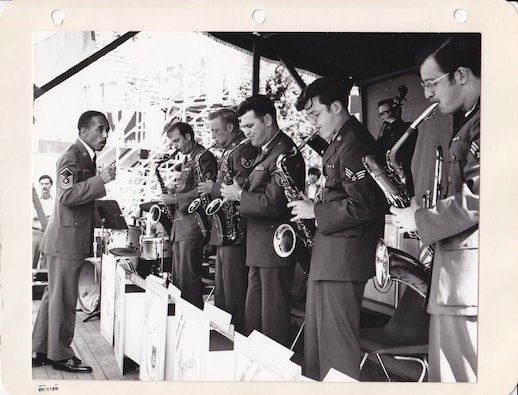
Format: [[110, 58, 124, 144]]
[[31, 299, 425, 382]]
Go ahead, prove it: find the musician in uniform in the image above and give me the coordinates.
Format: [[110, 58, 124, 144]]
[[221, 95, 305, 347], [162, 121, 217, 309], [289, 77, 386, 380], [32, 111, 116, 373], [376, 96, 417, 196], [198, 108, 258, 333], [390, 36, 480, 382]]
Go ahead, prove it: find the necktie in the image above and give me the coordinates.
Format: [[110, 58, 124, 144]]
[[92, 154, 97, 169]]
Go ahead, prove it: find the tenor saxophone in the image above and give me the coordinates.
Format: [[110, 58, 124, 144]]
[[205, 137, 250, 245], [272, 130, 318, 259], [187, 143, 217, 240], [150, 149, 179, 234]]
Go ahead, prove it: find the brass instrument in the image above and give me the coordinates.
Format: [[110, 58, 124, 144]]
[[375, 239, 430, 298], [151, 149, 179, 234], [272, 130, 319, 258], [205, 137, 250, 245], [375, 146, 442, 295], [363, 102, 438, 208], [364, 103, 443, 296], [187, 142, 217, 240]]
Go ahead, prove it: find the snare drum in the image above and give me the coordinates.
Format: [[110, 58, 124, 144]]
[[140, 237, 172, 260]]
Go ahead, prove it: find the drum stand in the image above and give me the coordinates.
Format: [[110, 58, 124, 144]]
[[83, 219, 105, 322]]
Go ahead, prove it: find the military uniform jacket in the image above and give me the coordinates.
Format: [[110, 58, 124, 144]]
[[416, 107, 479, 316], [239, 131, 305, 267], [311, 116, 386, 282], [172, 143, 217, 241], [40, 139, 107, 259], [208, 133, 258, 246]]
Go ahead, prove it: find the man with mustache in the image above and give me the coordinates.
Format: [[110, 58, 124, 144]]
[[32, 111, 116, 373]]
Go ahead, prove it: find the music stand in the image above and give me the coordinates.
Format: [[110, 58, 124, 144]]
[[83, 200, 128, 322]]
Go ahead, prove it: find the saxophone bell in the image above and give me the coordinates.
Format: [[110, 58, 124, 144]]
[[375, 238, 430, 298], [273, 223, 297, 258], [149, 204, 162, 224], [205, 197, 223, 216], [187, 198, 201, 214]]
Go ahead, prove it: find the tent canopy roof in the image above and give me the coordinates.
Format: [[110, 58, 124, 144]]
[[207, 32, 462, 85]]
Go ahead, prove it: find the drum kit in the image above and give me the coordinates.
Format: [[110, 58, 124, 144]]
[[109, 221, 173, 278]]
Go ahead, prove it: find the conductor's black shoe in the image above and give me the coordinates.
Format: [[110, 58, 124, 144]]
[[53, 356, 92, 373], [32, 352, 52, 367]]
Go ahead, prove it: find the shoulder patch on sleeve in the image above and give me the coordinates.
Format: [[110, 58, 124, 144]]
[[469, 140, 480, 160], [344, 166, 366, 182], [241, 157, 254, 169], [59, 167, 74, 190]]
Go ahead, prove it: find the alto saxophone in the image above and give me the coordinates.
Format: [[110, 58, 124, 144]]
[[187, 143, 217, 240], [149, 149, 179, 234], [272, 130, 319, 259], [205, 137, 250, 245]]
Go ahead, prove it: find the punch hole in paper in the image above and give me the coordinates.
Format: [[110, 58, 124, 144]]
[[51, 9, 65, 26], [454, 9, 467, 23], [252, 9, 266, 24]]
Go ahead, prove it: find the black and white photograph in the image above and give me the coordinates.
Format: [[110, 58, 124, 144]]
[[0, 1, 517, 395]]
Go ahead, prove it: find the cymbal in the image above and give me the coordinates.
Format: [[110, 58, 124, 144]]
[[109, 247, 140, 257]]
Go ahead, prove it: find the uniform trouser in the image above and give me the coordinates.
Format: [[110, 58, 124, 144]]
[[244, 264, 294, 348], [428, 313, 477, 382], [32, 254, 84, 361], [303, 280, 365, 381], [214, 244, 248, 334], [172, 239, 205, 309]]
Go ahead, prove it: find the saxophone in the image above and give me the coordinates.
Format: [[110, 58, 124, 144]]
[[272, 130, 319, 259], [187, 143, 217, 241], [205, 137, 250, 245], [149, 149, 179, 235], [362, 102, 441, 297]]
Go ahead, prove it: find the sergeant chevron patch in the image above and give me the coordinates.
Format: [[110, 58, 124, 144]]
[[59, 168, 74, 190], [344, 167, 366, 182], [241, 157, 254, 169], [469, 141, 480, 160]]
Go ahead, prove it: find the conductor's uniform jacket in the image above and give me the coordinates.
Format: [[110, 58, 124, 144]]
[[33, 139, 107, 361]]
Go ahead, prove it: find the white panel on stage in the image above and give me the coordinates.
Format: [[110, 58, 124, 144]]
[[139, 276, 169, 381], [233, 331, 301, 381], [172, 298, 210, 381], [100, 253, 116, 345]]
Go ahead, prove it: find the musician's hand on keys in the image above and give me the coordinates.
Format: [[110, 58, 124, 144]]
[[221, 178, 242, 202], [287, 193, 315, 221], [197, 180, 214, 196], [389, 197, 419, 232]]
